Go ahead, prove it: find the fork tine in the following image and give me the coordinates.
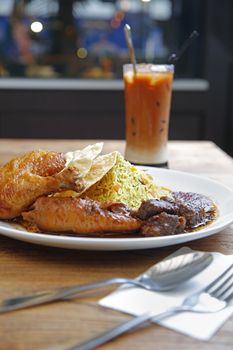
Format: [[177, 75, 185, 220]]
[[215, 279, 233, 300], [205, 263, 233, 293], [210, 272, 233, 298], [223, 290, 233, 304], [214, 276, 233, 298]]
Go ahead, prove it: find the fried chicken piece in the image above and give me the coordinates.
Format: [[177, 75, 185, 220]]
[[22, 197, 142, 234], [0, 150, 80, 219]]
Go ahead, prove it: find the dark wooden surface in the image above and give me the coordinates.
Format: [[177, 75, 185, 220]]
[[0, 139, 233, 350]]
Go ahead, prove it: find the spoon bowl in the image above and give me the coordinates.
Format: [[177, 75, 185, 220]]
[[138, 251, 213, 291]]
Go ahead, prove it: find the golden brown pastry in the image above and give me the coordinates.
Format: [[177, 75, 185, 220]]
[[0, 150, 79, 219], [22, 197, 142, 234]]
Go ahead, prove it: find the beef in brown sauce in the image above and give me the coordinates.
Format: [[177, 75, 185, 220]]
[[141, 212, 186, 237], [136, 198, 178, 220], [172, 191, 214, 227], [135, 192, 216, 237]]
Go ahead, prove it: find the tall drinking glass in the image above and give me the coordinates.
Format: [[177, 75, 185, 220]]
[[123, 64, 174, 167]]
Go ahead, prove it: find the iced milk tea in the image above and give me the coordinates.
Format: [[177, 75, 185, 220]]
[[123, 64, 174, 165]]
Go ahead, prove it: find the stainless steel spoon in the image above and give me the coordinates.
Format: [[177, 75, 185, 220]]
[[0, 251, 212, 314]]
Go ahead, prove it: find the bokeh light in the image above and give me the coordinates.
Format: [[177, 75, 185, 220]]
[[30, 21, 43, 33], [77, 48, 88, 59]]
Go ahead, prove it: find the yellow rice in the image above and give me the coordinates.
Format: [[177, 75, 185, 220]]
[[82, 153, 170, 209]]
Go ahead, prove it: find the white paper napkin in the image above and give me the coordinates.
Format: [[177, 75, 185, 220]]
[[99, 247, 233, 340]]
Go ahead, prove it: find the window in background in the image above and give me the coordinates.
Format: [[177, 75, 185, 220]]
[[0, 0, 204, 79]]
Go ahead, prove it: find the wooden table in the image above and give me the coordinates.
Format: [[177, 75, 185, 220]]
[[0, 139, 233, 350]]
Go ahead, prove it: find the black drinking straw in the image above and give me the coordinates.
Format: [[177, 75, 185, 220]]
[[168, 30, 199, 63]]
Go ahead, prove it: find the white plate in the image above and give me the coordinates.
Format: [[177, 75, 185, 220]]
[[0, 167, 233, 251]]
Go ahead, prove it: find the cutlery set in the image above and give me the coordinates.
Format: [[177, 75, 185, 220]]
[[74, 262, 233, 350], [1, 251, 233, 350], [0, 251, 211, 313]]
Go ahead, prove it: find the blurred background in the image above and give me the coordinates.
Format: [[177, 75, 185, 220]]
[[0, 0, 232, 156]]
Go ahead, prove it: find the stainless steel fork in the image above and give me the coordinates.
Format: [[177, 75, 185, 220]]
[[68, 262, 233, 350]]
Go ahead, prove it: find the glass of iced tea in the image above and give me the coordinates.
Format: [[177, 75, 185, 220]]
[[123, 63, 174, 167]]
